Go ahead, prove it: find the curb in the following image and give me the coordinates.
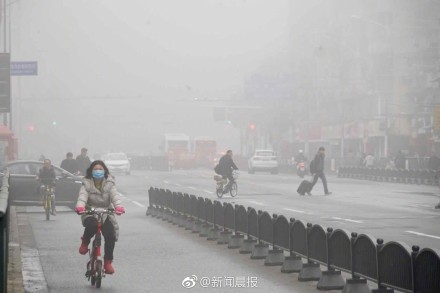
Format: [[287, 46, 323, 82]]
[[7, 206, 25, 293]]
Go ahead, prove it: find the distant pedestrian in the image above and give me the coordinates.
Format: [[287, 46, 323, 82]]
[[394, 150, 406, 169], [60, 152, 78, 174], [309, 147, 332, 195], [364, 154, 375, 168], [76, 148, 92, 175], [428, 154, 440, 171]]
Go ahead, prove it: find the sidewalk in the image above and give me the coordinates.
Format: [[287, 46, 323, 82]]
[[8, 205, 337, 292]]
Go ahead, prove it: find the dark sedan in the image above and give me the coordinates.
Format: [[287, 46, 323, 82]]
[[0, 160, 83, 209]]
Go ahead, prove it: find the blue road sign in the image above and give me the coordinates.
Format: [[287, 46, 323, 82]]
[[10, 61, 38, 76]]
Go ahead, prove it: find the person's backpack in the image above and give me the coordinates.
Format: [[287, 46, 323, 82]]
[[309, 159, 316, 174], [214, 164, 221, 175]]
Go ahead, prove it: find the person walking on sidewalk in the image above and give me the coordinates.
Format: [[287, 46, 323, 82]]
[[76, 147, 92, 175], [310, 147, 332, 196]]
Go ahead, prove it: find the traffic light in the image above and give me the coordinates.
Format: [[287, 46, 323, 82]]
[[52, 121, 57, 126], [247, 123, 257, 137]]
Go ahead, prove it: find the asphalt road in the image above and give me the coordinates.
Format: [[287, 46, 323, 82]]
[[13, 169, 439, 292], [137, 168, 440, 251]]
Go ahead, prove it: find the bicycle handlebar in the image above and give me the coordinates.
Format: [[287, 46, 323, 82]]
[[85, 207, 115, 215]]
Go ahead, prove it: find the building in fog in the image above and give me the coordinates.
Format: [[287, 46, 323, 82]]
[[245, 0, 440, 165]]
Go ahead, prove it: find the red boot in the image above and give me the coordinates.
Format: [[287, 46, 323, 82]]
[[78, 237, 90, 255], [104, 259, 114, 274]]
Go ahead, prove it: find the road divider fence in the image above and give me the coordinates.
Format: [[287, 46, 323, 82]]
[[146, 186, 440, 293], [338, 167, 438, 186]]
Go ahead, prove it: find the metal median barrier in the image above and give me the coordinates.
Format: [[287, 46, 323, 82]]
[[0, 170, 10, 293], [338, 166, 438, 186], [146, 186, 440, 293]]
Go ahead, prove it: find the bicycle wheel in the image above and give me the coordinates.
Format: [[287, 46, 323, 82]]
[[230, 182, 238, 197], [45, 195, 51, 220], [95, 260, 102, 288]]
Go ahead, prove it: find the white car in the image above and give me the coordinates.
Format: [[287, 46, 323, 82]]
[[104, 153, 131, 175], [248, 150, 279, 174]]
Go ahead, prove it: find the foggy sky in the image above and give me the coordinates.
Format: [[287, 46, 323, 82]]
[[10, 0, 293, 161]]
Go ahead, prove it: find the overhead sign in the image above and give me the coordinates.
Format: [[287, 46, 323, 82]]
[[10, 61, 38, 76]]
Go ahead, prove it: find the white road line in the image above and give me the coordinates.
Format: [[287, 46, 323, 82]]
[[331, 217, 363, 224], [132, 201, 145, 208], [283, 208, 312, 214], [203, 190, 214, 194], [247, 200, 266, 206], [21, 248, 48, 293], [163, 180, 170, 184], [406, 231, 440, 240], [188, 186, 197, 190], [174, 183, 182, 187]]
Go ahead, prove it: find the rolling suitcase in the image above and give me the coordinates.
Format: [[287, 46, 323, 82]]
[[297, 180, 313, 195]]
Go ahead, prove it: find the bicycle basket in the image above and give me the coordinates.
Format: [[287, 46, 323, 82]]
[[232, 171, 239, 180]]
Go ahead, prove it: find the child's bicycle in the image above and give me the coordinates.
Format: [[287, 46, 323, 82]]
[[41, 184, 55, 220], [83, 207, 114, 288]]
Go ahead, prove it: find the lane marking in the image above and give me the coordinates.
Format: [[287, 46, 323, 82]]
[[174, 183, 182, 187], [247, 200, 265, 206], [188, 186, 197, 190], [331, 217, 363, 224], [132, 201, 145, 208], [283, 208, 312, 214], [203, 190, 214, 194], [406, 231, 440, 240]]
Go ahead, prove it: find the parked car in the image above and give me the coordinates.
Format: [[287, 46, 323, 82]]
[[248, 150, 279, 174], [0, 160, 83, 208], [103, 152, 131, 175]]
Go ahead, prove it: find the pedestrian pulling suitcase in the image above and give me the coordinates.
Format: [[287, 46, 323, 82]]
[[297, 180, 313, 195]]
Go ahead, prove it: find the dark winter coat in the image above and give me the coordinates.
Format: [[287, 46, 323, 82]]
[[60, 158, 78, 174], [38, 167, 56, 186], [76, 155, 92, 175], [218, 155, 238, 175], [313, 153, 325, 172]]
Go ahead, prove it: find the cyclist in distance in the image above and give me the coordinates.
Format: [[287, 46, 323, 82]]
[[217, 150, 239, 189], [36, 159, 57, 215], [75, 160, 125, 275]]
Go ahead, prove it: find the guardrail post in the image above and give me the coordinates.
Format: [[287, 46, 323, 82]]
[[317, 227, 345, 290], [217, 202, 232, 245], [281, 218, 303, 273], [250, 210, 269, 259], [228, 204, 244, 249], [198, 199, 210, 237], [342, 232, 370, 293], [146, 187, 154, 216], [207, 201, 219, 241], [372, 239, 394, 293], [298, 223, 322, 281], [239, 207, 257, 254], [264, 214, 285, 266]]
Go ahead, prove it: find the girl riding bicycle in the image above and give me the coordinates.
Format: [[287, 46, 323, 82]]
[[75, 160, 125, 274]]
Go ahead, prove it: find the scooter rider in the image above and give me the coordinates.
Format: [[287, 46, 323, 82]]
[[295, 150, 308, 164]]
